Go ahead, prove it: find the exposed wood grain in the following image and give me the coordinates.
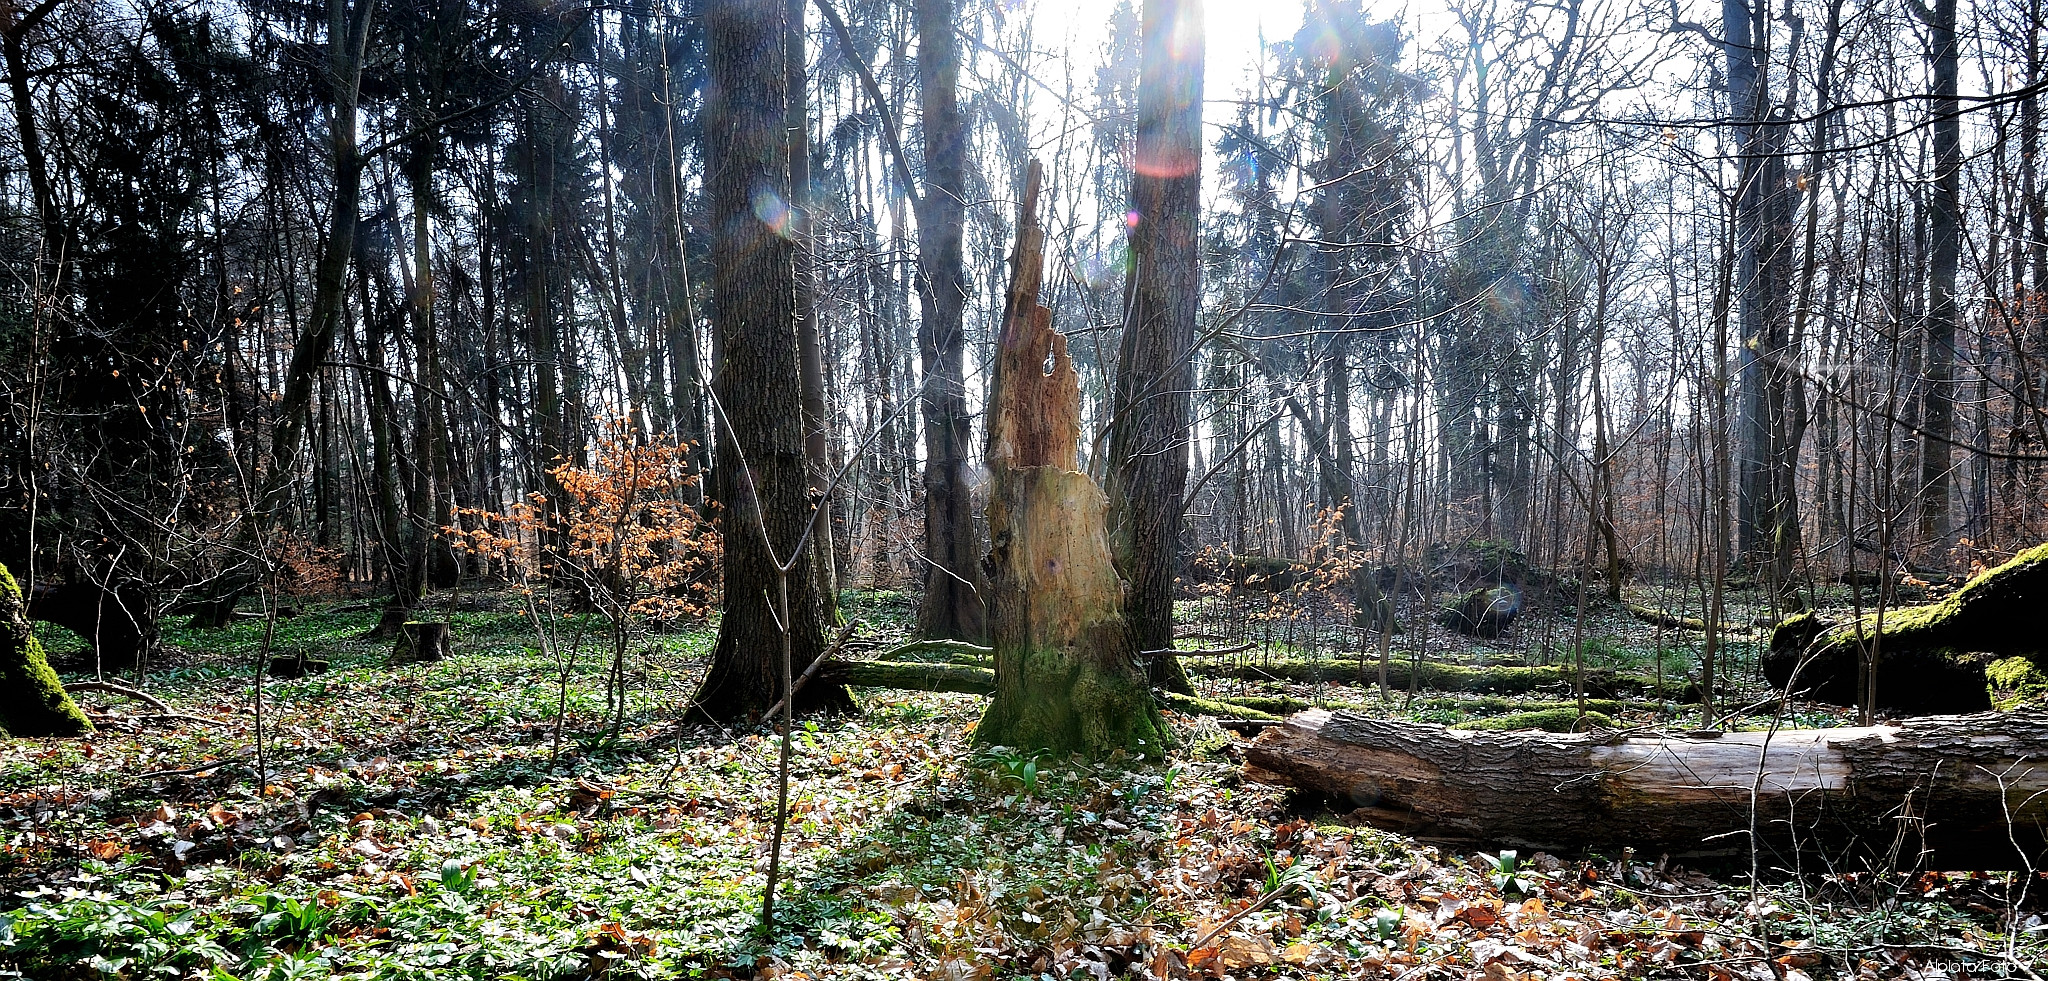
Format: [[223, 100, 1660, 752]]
[[1245, 709, 2048, 867]]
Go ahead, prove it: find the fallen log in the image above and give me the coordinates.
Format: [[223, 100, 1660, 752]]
[[1244, 708, 2048, 868], [809, 660, 1282, 725], [878, 638, 993, 664], [814, 660, 996, 696], [1187, 656, 1694, 700], [1764, 542, 2048, 713], [1622, 602, 1754, 636]]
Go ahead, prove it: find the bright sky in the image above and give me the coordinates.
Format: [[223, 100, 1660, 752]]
[[1033, 0, 1308, 121]]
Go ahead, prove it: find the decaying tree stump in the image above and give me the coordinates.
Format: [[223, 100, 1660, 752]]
[[1439, 586, 1518, 638], [1244, 709, 2048, 868], [0, 563, 93, 737], [974, 161, 1166, 758], [1764, 542, 2048, 713], [392, 621, 452, 665]]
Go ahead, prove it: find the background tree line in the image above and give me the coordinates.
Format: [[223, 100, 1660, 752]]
[[3, 0, 2045, 713]]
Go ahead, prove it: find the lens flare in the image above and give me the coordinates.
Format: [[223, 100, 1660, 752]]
[[752, 189, 792, 237]]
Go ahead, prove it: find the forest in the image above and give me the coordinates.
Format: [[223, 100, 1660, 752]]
[[3, 0, 2048, 974]]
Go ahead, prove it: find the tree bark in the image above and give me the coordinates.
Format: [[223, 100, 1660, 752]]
[[977, 163, 1166, 757], [690, 0, 848, 722], [1107, 0, 1203, 695], [790, 0, 838, 620], [1245, 708, 2048, 868], [913, 0, 987, 642], [1918, 0, 1960, 543], [264, 0, 372, 507], [2, 564, 93, 737]]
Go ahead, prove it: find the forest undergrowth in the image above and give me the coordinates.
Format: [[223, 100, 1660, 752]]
[[2, 592, 2044, 980]]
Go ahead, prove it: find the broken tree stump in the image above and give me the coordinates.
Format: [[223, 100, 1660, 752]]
[[973, 161, 1165, 758], [1243, 708, 2048, 868], [392, 621, 452, 665], [1764, 542, 2048, 713]]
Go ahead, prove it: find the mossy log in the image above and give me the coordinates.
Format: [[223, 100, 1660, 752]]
[[392, 621, 452, 664], [810, 660, 1276, 724], [973, 163, 1165, 758], [877, 638, 993, 665], [0, 563, 93, 737], [1621, 602, 1752, 635], [1157, 691, 1282, 722], [815, 659, 996, 695], [1763, 543, 2048, 712], [1245, 708, 2048, 867], [1218, 692, 1646, 719], [1456, 708, 1615, 732], [1186, 656, 1694, 700]]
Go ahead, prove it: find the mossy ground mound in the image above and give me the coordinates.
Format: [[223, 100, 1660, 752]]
[[1764, 543, 2048, 712]]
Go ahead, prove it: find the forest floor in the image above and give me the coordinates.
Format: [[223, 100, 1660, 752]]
[[4, 589, 2045, 979]]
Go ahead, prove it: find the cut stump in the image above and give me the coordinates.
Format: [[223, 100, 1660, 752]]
[[1244, 708, 2048, 868], [974, 161, 1165, 758]]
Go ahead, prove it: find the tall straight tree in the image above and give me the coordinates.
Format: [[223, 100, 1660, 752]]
[[914, 0, 986, 642], [1724, 0, 1801, 590], [691, 0, 845, 720], [1106, 0, 1203, 692], [1918, 0, 1959, 541]]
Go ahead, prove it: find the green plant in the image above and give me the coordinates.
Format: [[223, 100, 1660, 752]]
[[439, 858, 479, 894], [1368, 906, 1402, 942], [1478, 849, 1536, 896], [978, 747, 1047, 794]]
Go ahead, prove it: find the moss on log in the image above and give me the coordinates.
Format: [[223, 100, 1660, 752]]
[[818, 660, 996, 695], [1457, 708, 1615, 732], [1763, 542, 2048, 712], [0, 563, 93, 738], [1987, 657, 2048, 711], [1157, 691, 1282, 722], [1621, 602, 1751, 635], [878, 638, 993, 665], [1185, 656, 1692, 699], [811, 661, 1276, 724]]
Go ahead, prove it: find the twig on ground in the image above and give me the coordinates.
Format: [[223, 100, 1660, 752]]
[[68, 680, 173, 714]]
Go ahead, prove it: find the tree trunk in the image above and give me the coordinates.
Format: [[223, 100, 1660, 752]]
[[1, 564, 92, 737], [976, 163, 1166, 758], [913, 0, 987, 642], [790, 0, 838, 620], [1918, 0, 1960, 543], [690, 0, 848, 722], [1245, 708, 2048, 868], [263, 0, 371, 507], [1106, 0, 1203, 695]]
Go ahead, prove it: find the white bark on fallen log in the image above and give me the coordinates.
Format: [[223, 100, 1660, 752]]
[[1243, 709, 2048, 868]]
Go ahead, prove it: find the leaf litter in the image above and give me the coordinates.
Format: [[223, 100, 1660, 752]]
[[0, 603, 2042, 979]]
